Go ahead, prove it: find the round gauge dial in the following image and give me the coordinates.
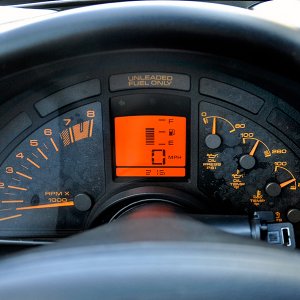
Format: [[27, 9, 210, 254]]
[[0, 103, 105, 237], [199, 102, 300, 221]]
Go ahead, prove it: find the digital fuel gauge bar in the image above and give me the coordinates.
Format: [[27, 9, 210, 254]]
[[115, 115, 186, 177]]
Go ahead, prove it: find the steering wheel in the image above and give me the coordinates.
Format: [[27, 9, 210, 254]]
[[1, 1, 300, 299]]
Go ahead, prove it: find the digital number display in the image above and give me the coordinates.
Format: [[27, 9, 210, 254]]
[[114, 115, 186, 177]]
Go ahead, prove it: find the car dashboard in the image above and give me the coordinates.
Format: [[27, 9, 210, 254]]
[[1, 1, 300, 298], [0, 1, 300, 253]]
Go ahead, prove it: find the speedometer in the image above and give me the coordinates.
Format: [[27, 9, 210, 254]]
[[111, 93, 190, 180], [0, 103, 105, 237], [114, 115, 186, 177]]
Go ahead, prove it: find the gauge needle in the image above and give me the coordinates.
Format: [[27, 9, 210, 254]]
[[212, 117, 217, 135], [280, 178, 296, 188], [249, 140, 260, 156], [16, 201, 74, 211]]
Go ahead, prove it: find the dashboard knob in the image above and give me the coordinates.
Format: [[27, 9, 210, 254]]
[[205, 134, 222, 149], [239, 154, 256, 170], [74, 194, 92, 212], [287, 209, 300, 223], [265, 182, 281, 197]]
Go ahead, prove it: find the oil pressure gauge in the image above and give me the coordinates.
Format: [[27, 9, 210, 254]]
[[199, 101, 300, 221]]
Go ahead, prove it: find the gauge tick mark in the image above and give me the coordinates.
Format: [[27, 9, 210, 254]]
[[8, 186, 27, 191], [37, 148, 48, 160], [50, 138, 59, 152], [0, 214, 22, 222], [89, 119, 94, 137], [26, 158, 40, 169], [1, 200, 24, 203], [16, 171, 32, 180]]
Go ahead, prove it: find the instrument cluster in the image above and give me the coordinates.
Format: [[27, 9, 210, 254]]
[[0, 53, 299, 244]]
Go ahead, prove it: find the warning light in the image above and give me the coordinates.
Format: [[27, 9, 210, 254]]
[[114, 115, 186, 177]]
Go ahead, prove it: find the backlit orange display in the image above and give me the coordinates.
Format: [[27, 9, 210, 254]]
[[115, 115, 186, 177]]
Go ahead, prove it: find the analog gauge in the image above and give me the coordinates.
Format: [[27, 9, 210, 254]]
[[199, 102, 300, 221], [0, 103, 105, 238]]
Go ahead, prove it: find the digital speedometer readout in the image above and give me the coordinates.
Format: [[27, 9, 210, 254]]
[[114, 116, 186, 177]]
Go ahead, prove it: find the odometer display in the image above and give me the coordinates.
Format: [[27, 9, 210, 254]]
[[114, 115, 186, 177]]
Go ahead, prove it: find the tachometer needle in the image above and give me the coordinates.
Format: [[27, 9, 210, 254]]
[[280, 178, 296, 189], [16, 201, 74, 211], [249, 140, 260, 156]]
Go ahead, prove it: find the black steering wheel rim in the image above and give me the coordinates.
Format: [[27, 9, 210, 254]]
[[1, 1, 300, 80], [0, 215, 300, 299]]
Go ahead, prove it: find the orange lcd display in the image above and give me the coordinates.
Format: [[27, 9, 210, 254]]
[[114, 115, 186, 177]]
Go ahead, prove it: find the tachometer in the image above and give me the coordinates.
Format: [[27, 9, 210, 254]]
[[0, 103, 105, 237]]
